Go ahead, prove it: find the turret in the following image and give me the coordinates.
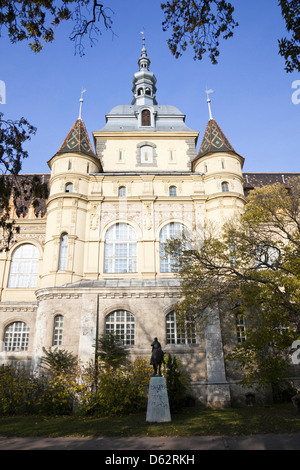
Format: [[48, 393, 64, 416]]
[[192, 93, 246, 227], [40, 94, 101, 287], [131, 36, 157, 107]]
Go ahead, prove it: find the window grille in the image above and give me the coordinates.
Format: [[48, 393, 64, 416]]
[[8, 244, 39, 288], [159, 223, 185, 273], [166, 311, 196, 344], [53, 315, 64, 346], [4, 322, 30, 352], [105, 310, 135, 345], [104, 223, 137, 273]]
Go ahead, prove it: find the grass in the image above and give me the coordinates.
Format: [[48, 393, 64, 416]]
[[0, 403, 300, 438]]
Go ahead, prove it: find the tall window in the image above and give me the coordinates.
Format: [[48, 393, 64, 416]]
[[58, 233, 68, 271], [141, 109, 151, 126], [3, 322, 30, 352], [118, 186, 126, 197], [105, 310, 135, 345], [159, 222, 185, 273], [53, 315, 64, 346], [169, 186, 177, 196], [8, 244, 39, 288], [236, 314, 246, 343], [166, 311, 196, 345], [221, 181, 229, 192], [104, 223, 137, 273]]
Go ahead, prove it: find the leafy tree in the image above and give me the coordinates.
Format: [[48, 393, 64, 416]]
[[166, 177, 300, 390], [41, 346, 77, 374], [278, 0, 300, 73], [95, 332, 129, 368], [161, 0, 238, 64], [0, 113, 42, 249], [0, 1, 299, 71], [165, 354, 190, 411], [161, 0, 300, 72], [0, 0, 114, 56]]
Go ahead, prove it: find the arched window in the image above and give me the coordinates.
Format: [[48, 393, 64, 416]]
[[105, 310, 135, 345], [58, 233, 68, 271], [65, 182, 73, 193], [138, 88, 143, 96], [8, 243, 39, 288], [3, 321, 30, 352], [169, 186, 177, 197], [118, 186, 126, 197], [141, 109, 151, 126], [166, 311, 196, 345], [104, 223, 137, 273], [221, 181, 229, 192], [159, 222, 185, 273], [53, 315, 64, 346], [145, 88, 151, 96]]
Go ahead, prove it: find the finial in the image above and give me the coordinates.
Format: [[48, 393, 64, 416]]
[[140, 29, 146, 54], [78, 88, 86, 120], [205, 88, 214, 120]]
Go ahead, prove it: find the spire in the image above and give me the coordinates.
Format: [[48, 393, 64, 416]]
[[57, 119, 97, 158], [131, 34, 157, 106], [193, 119, 241, 162], [205, 88, 214, 120], [138, 34, 150, 71], [78, 89, 86, 120]]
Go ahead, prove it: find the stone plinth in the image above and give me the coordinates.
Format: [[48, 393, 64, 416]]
[[146, 376, 171, 423]]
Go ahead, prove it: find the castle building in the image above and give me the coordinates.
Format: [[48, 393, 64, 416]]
[[0, 39, 299, 407]]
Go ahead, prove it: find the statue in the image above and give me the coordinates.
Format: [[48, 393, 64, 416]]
[[150, 337, 165, 376]]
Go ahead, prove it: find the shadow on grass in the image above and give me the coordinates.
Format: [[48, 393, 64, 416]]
[[0, 404, 300, 438]]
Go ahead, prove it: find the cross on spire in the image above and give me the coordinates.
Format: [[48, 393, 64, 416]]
[[205, 88, 214, 120], [78, 89, 86, 120]]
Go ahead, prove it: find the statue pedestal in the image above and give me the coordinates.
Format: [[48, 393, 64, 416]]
[[146, 376, 171, 423]]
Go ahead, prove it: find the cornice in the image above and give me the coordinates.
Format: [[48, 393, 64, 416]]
[[93, 131, 199, 140]]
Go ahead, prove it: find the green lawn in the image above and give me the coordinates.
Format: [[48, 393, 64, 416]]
[[0, 403, 300, 438]]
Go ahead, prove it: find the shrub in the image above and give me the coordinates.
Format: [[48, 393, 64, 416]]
[[0, 365, 39, 415], [41, 347, 77, 375], [165, 354, 191, 412], [37, 374, 74, 415], [95, 332, 129, 369], [76, 357, 152, 416]]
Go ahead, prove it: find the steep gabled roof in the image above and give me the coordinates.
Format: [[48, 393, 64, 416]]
[[57, 119, 97, 158], [193, 119, 242, 163]]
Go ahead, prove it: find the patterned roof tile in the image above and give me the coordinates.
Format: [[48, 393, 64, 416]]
[[57, 119, 97, 158], [193, 119, 241, 162]]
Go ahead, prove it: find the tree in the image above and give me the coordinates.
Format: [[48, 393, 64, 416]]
[[278, 0, 300, 73], [41, 346, 77, 374], [95, 332, 129, 368], [161, 0, 238, 64], [0, 0, 114, 56], [1, 1, 299, 71], [165, 354, 190, 411], [166, 177, 300, 390], [161, 0, 300, 73], [0, 114, 51, 250]]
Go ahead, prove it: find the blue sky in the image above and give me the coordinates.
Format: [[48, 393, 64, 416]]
[[0, 0, 299, 174]]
